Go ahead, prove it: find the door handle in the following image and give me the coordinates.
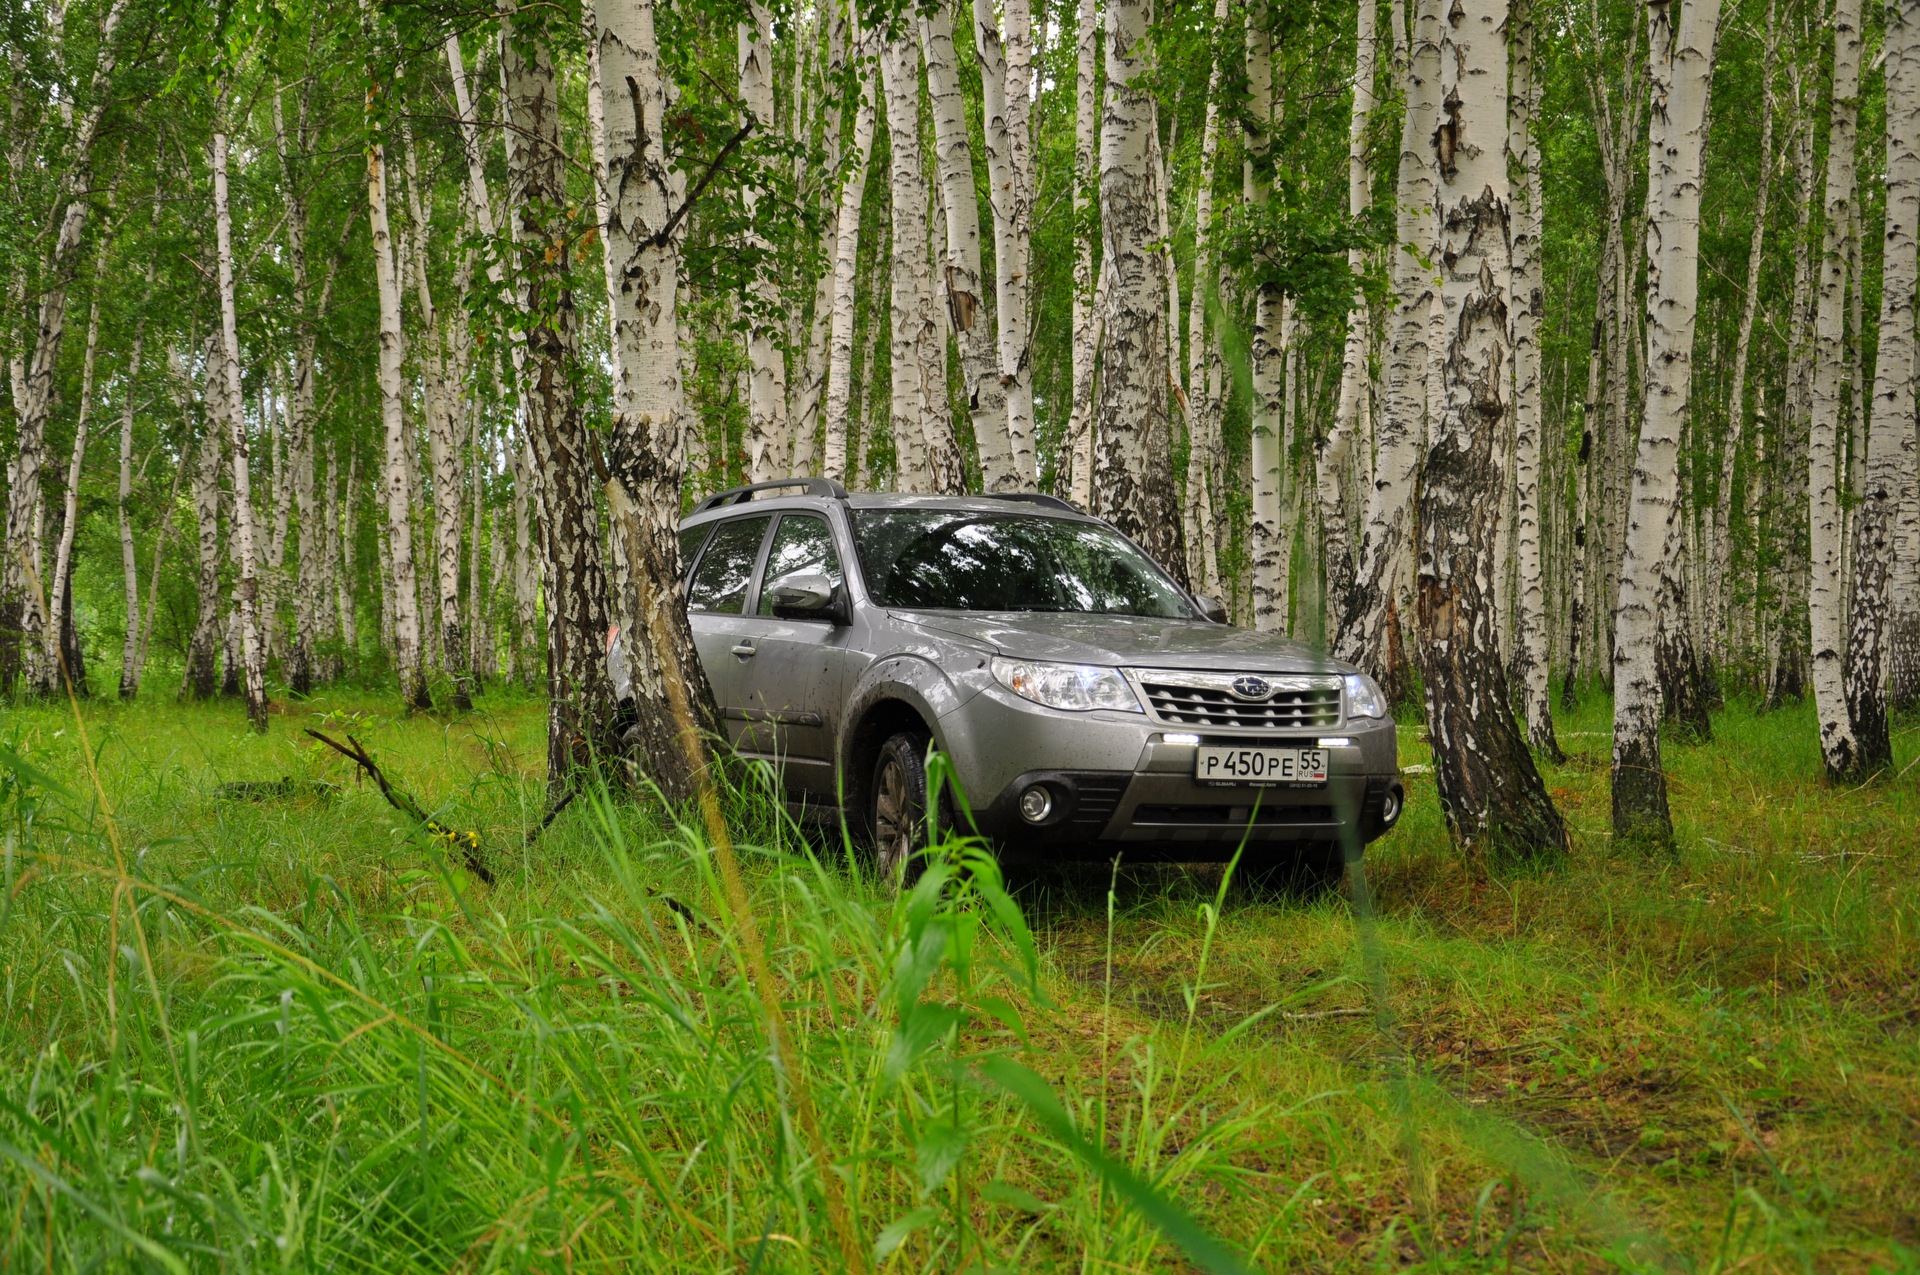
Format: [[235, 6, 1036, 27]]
[[731, 642, 757, 658]]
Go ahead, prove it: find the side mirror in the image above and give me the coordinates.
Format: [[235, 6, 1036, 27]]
[[766, 571, 847, 623], [1194, 593, 1230, 625]]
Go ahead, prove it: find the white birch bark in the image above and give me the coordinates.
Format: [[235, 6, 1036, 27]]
[[824, 37, 877, 485], [1612, 0, 1720, 843], [882, 35, 945, 493], [213, 86, 269, 731], [740, 2, 789, 484], [1319, 0, 1378, 631], [42, 291, 101, 693], [973, 0, 1038, 486], [183, 342, 222, 700], [116, 309, 146, 699], [792, 12, 849, 476], [1508, 0, 1559, 757], [924, 1, 1015, 488], [1184, 0, 1229, 594], [365, 104, 429, 710], [1809, 0, 1865, 777], [1414, 0, 1565, 857], [1247, 5, 1286, 629], [1066, 0, 1099, 509], [1092, 0, 1185, 579], [1337, 0, 1441, 698], [1846, 0, 1920, 771]]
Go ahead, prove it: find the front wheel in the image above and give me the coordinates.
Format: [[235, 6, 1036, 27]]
[[870, 731, 931, 888]]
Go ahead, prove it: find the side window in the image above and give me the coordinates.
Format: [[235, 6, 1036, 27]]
[[685, 516, 771, 614], [757, 515, 843, 616], [678, 524, 713, 578]]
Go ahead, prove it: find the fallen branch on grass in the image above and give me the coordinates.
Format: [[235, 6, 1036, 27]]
[[304, 729, 495, 885]]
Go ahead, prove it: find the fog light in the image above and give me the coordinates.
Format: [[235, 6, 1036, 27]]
[[1018, 784, 1054, 823], [1381, 784, 1403, 827]]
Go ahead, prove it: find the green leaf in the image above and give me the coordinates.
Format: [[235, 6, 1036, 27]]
[[873, 1205, 942, 1263]]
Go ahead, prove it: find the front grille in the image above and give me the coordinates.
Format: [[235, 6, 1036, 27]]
[[1135, 672, 1342, 730]]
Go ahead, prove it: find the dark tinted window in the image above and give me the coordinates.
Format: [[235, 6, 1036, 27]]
[[679, 524, 713, 574], [757, 515, 843, 616], [686, 516, 770, 614], [852, 511, 1192, 617]]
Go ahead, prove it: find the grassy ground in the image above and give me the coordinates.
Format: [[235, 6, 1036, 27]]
[[0, 685, 1914, 1271]]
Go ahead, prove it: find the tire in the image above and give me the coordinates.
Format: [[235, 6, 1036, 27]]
[[870, 731, 932, 888], [1238, 843, 1349, 898]]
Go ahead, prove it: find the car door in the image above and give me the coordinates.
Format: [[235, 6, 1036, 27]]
[[683, 514, 774, 748], [736, 512, 857, 798]]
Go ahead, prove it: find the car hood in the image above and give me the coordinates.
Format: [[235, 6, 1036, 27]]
[[892, 610, 1351, 673]]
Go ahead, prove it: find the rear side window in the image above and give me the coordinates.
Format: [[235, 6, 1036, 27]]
[[678, 524, 713, 575], [686, 516, 771, 614]]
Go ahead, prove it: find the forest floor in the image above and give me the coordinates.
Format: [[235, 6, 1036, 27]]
[[1, 685, 1915, 1271]]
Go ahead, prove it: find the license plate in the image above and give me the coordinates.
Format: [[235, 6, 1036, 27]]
[[1194, 746, 1328, 787]]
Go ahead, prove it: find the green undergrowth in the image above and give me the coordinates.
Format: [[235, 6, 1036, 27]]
[[0, 686, 1914, 1271]]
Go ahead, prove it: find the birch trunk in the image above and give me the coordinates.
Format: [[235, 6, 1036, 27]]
[[1711, 9, 1779, 675], [1092, 0, 1185, 580], [883, 35, 951, 494], [1319, 0, 1377, 631], [1612, 0, 1720, 844], [924, 1, 1014, 489], [43, 292, 101, 694], [824, 41, 877, 484], [183, 344, 221, 701], [791, 13, 849, 476], [117, 314, 146, 699], [505, 2, 615, 783], [1809, 0, 1865, 777], [1066, 0, 1100, 510], [1507, 0, 1560, 758], [973, 0, 1038, 486], [1414, 0, 1566, 859], [213, 90, 270, 731], [0, 0, 129, 692], [1846, 0, 1920, 773], [594, 0, 727, 798], [1338, 0, 1442, 701], [1184, 0, 1229, 594], [402, 135, 474, 712], [740, 2, 789, 484], [1247, 4, 1287, 629]]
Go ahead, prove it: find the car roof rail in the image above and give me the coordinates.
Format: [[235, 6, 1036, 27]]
[[691, 477, 849, 513], [983, 491, 1083, 514]]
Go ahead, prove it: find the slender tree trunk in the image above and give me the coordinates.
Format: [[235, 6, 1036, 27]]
[[183, 344, 222, 701], [924, 1, 1014, 490], [1847, 0, 1920, 773], [1809, 0, 1865, 777], [1414, 0, 1566, 859], [1066, 0, 1100, 510], [1092, 0, 1185, 581], [1247, 3, 1286, 629], [593, 0, 726, 798], [973, 0, 1039, 486], [824, 35, 877, 485], [364, 86, 429, 712], [1712, 8, 1779, 679], [1340, 0, 1441, 701], [44, 292, 102, 694], [1320, 0, 1377, 632], [740, 2, 789, 484], [1612, 0, 1720, 845], [1508, 0, 1560, 759], [213, 87, 270, 731], [117, 314, 146, 699], [1184, 0, 1228, 595]]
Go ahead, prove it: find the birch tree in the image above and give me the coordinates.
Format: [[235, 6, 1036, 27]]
[[1414, 0, 1566, 859], [1066, 0, 1100, 510], [739, 2, 788, 484], [1184, 0, 1229, 594], [1846, 0, 1920, 774], [974, 0, 1038, 486], [824, 33, 877, 484], [1808, 0, 1865, 779], [1092, 0, 1185, 579], [43, 291, 101, 694], [1246, 3, 1286, 629], [1612, 0, 1721, 845]]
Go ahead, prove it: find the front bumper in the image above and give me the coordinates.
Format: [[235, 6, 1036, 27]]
[[936, 684, 1402, 861]]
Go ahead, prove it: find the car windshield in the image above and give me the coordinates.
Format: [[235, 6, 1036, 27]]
[[851, 510, 1194, 618]]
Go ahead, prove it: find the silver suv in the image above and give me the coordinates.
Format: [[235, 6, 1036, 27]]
[[632, 479, 1403, 885]]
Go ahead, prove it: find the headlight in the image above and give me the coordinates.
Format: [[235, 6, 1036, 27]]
[[1344, 672, 1388, 719], [990, 656, 1143, 713]]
